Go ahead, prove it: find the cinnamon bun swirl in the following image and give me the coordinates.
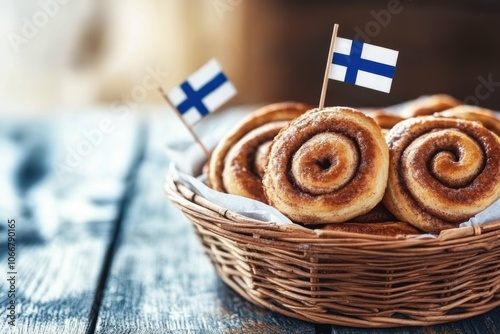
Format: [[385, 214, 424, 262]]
[[208, 102, 311, 202], [262, 107, 389, 224], [383, 116, 500, 233]]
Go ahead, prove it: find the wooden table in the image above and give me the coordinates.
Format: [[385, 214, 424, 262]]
[[1, 108, 500, 334]]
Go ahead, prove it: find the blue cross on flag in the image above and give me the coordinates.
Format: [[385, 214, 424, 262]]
[[166, 59, 237, 125], [330, 38, 398, 93]]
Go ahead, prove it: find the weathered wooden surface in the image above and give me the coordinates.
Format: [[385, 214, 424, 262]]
[[1, 228, 111, 334], [0, 111, 141, 334]]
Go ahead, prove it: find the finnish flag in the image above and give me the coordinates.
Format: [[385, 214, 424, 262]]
[[167, 59, 237, 125], [330, 38, 398, 93]]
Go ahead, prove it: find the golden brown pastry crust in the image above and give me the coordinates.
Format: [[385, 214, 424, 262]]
[[367, 110, 405, 130], [208, 102, 311, 202], [222, 121, 288, 203], [262, 107, 389, 224], [348, 202, 396, 223], [383, 116, 500, 233], [434, 105, 500, 137], [400, 94, 461, 118], [321, 221, 421, 237]]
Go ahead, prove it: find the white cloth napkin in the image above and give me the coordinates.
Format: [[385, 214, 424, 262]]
[[170, 165, 294, 225]]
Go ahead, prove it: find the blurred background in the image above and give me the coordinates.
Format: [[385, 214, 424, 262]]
[[1, 0, 500, 114]]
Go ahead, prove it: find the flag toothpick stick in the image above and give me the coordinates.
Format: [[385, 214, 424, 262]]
[[159, 86, 211, 159], [319, 24, 339, 109]]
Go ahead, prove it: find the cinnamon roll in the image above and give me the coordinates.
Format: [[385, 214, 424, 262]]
[[400, 94, 461, 118], [383, 116, 500, 233], [262, 107, 389, 224], [434, 105, 500, 137], [208, 102, 311, 202]]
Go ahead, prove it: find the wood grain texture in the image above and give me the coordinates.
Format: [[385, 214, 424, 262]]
[[1, 226, 111, 334], [0, 111, 141, 334], [94, 116, 316, 334]]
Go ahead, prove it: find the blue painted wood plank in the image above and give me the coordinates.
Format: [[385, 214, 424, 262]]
[[0, 111, 141, 334]]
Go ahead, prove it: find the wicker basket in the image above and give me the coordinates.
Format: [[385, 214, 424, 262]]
[[165, 170, 500, 328]]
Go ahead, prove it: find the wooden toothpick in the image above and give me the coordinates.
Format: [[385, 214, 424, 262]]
[[159, 86, 211, 159], [319, 23, 339, 109]]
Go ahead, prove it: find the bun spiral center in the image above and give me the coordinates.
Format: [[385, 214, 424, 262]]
[[291, 133, 359, 195]]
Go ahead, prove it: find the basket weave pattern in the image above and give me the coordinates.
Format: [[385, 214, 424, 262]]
[[165, 175, 500, 328]]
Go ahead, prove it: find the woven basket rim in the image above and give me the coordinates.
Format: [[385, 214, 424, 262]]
[[164, 169, 500, 243]]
